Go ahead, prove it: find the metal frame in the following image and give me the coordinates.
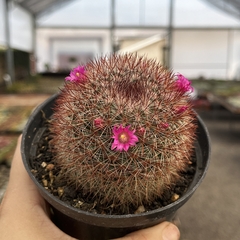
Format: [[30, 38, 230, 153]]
[[4, 0, 15, 82], [202, 0, 240, 19], [6, 0, 240, 81], [13, 0, 75, 17], [12, 0, 240, 20]]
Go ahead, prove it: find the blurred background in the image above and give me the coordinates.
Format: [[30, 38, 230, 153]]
[[0, 0, 240, 239]]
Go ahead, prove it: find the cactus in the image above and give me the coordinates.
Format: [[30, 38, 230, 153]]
[[49, 54, 197, 213]]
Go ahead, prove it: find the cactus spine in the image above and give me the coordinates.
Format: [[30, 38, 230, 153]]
[[50, 54, 197, 212]]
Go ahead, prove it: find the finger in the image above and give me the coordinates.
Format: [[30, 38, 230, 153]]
[[114, 222, 180, 240], [1, 135, 45, 210], [0, 135, 76, 240]]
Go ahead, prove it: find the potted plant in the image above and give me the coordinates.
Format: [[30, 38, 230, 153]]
[[21, 54, 210, 240]]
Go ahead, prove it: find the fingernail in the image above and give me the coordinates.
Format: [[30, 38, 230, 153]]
[[162, 223, 180, 240]]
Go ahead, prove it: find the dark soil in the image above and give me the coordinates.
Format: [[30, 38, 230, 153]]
[[30, 123, 196, 215]]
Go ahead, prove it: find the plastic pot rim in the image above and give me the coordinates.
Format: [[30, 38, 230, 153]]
[[21, 93, 211, 228]]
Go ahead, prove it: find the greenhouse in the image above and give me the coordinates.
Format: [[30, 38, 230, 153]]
[[1, 0, 240, 82], [0, 1, 240, 240]]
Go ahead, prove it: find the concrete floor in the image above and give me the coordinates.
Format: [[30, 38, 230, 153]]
[[0, 94, 51, 107], [179, 109, 240, 240]]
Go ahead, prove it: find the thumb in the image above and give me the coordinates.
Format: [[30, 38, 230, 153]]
[[114, 221, 180, 240]]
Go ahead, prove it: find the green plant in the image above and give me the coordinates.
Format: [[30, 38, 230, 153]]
[[50, 54, 197, 212]]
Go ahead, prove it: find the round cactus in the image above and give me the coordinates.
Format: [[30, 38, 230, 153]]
[[49, 54, 197, 212]]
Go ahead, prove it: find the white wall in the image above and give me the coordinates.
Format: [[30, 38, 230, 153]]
[[0, 0, 33, 52], [34, 0, 240, 79], [36, 29, 112, 72], [37, 27, 240, 80], [37, 0, 111, 27], [0, 0, 6, 47], [228, 30, 240, 80], [9, 4, 33, 52], [172, 30, 229, 79]]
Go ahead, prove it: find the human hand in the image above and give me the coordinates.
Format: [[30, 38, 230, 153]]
[[114, 221, 180, 240], [0, 136, 180, 240]]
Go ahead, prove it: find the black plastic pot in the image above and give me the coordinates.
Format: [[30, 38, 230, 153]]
[[21, 93, 211, 240]]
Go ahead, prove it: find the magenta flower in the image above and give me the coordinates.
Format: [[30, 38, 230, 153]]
[[137, 127, 146, 135], [94, 118, 104, 128], [111, 125, 138, 152], [175, 106, 188, 114], [176, 74, 193, 93], [65, 66, 86, 83], [159, 122, 169, 129]]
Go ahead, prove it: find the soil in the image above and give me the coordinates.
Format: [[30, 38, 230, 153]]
[[30, 122, 196, 215]]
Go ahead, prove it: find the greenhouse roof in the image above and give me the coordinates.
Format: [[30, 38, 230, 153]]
[[13, 0, 73, 17], [204, 0, 240, 19], [12, 0, 240, 19]]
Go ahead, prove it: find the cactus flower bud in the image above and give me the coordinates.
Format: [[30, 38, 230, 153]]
[[65, 65, 86, 83], [176, 74, 193, 93]]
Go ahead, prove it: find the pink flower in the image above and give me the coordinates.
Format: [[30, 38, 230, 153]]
[[65, 66, 86, 83], [175, 106, 188, 114], [176, 74, 193, 93], [94, 118, 104, 128], [137, 127, 146, 135], [159, 122, 169, 129], [111, 125, 138, 152]]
